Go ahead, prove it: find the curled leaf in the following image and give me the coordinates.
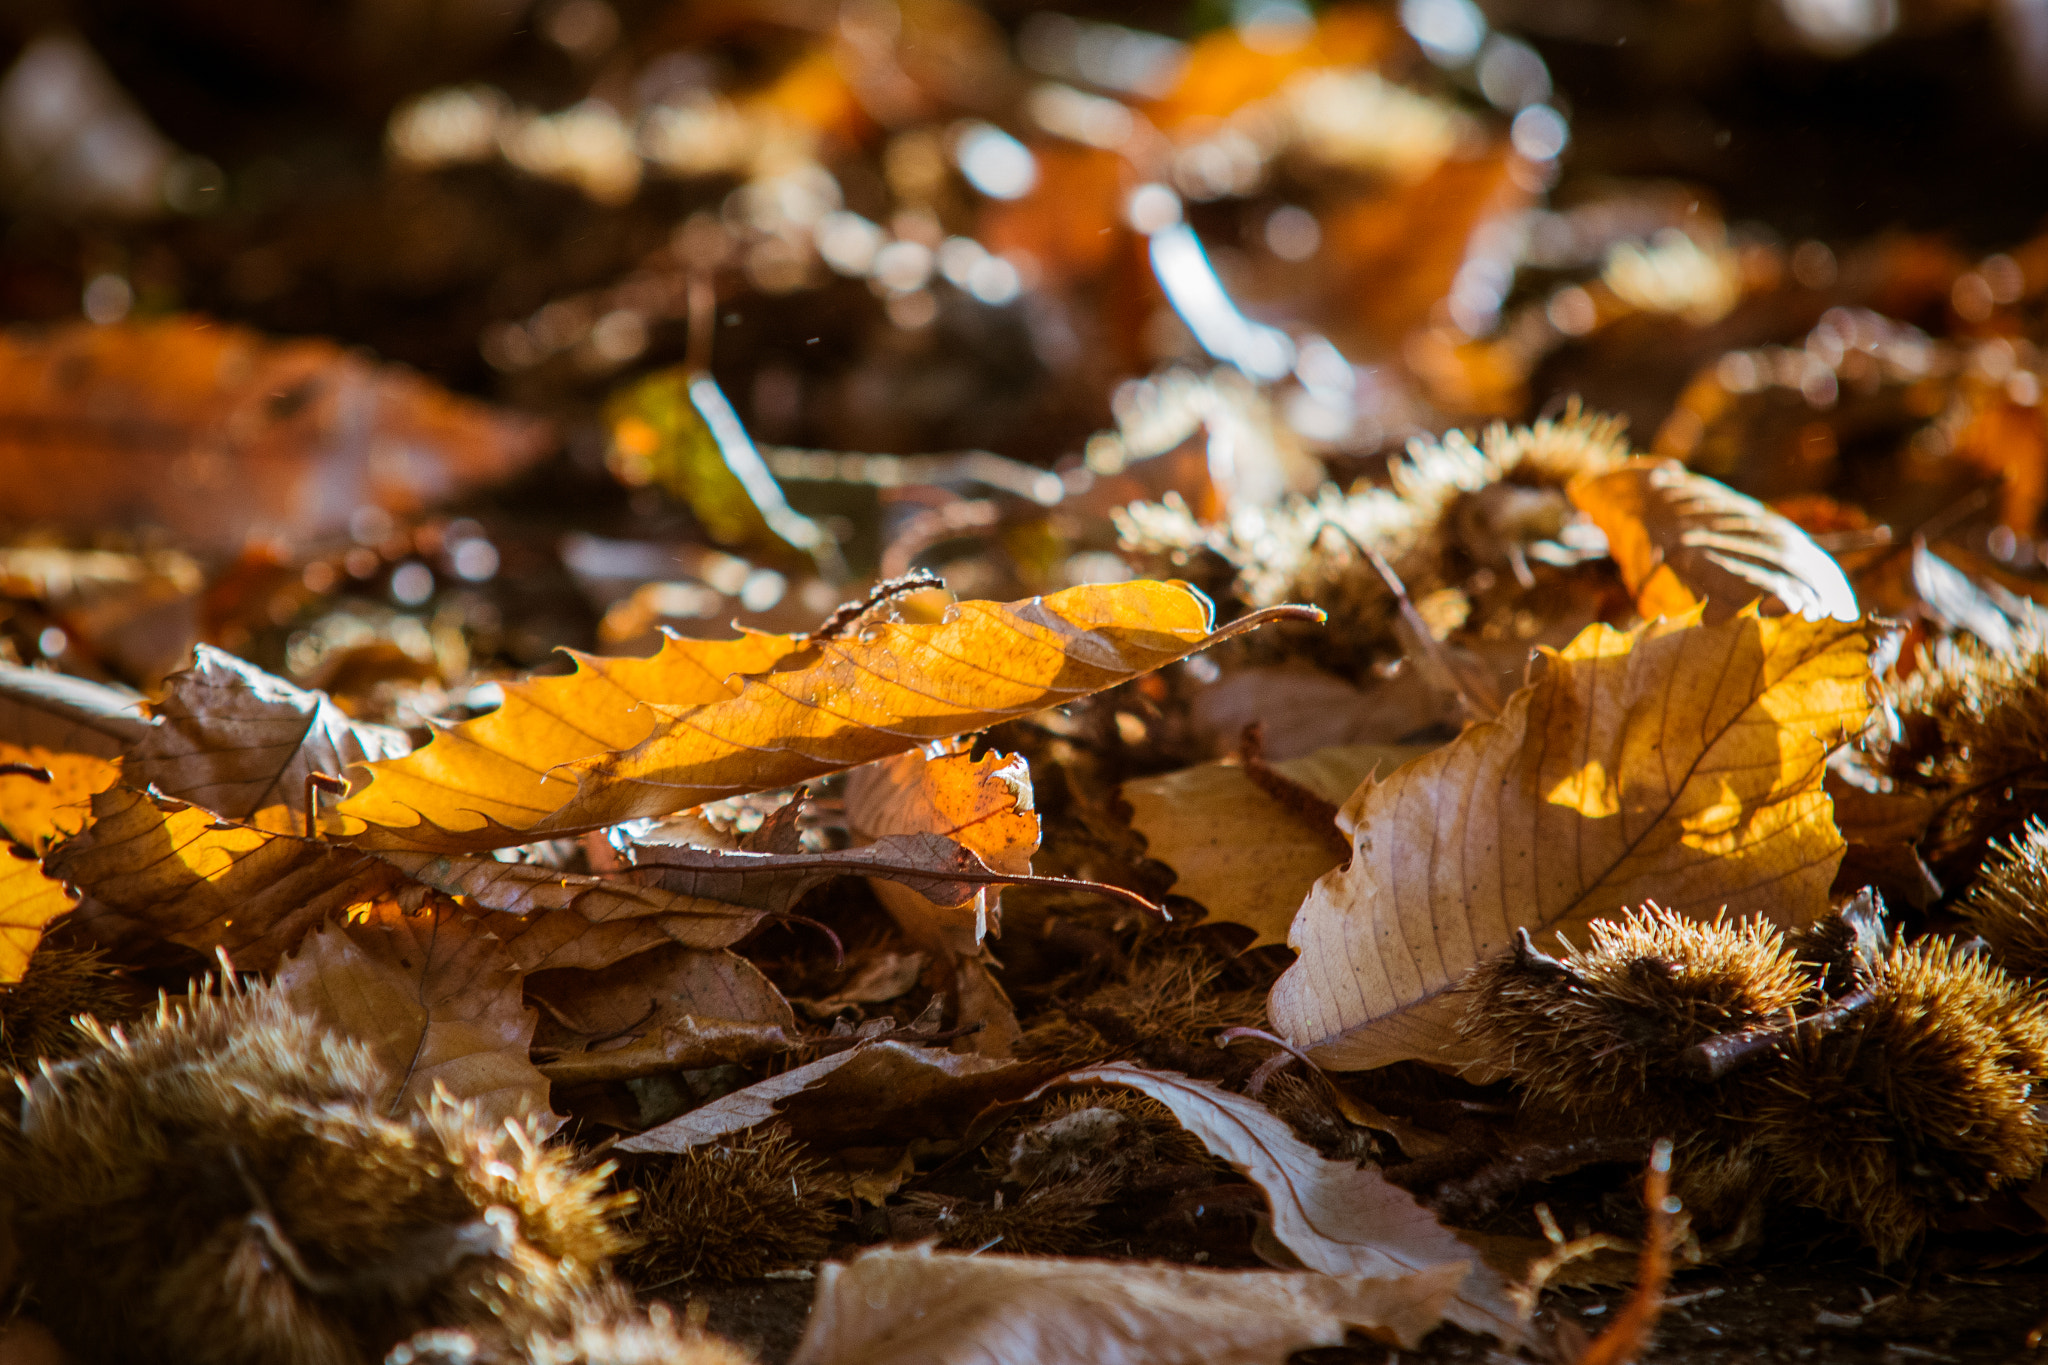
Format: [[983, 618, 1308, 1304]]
[[1058, 1063, 1521, 1342], [1569, 459, 1858, 623], [1269, 610, 1873, 1072], [124, 645, 410, 835], [788, 1244, 1466, 1365], [529, 944, 796, 1084]]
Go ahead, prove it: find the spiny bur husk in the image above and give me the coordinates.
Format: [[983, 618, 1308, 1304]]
[[0, 980, 649, 1365], [0, 945, 140, 1073], [1960, 817, 2048, 981], [1753, 935, 2048, 1262], [624, 1124, 836, 1283], [999, 1087, 1214, 1187], [387, 1292, 751, 1365], [1017, 943, 1267, 1070], [1460, 907, 1812, 1133], [1885, 625, 2048, 875], [902, 1166, 1121, 1256]]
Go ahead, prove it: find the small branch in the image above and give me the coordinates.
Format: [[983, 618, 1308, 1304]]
[[1679, 987, 1875, 1083], [1236, 723, 1348, 860], [1510, 926, 1592, 988], [1573, 1138, 1678, 1365], [303, 772, 348, 841], [811, 568, 948, 641], [0, 763, 52, 784]]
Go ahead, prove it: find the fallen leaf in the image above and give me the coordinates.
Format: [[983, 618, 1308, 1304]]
[[551, 584, 1317, 841], [1057, 1063, 1522, 1342], [0, 662, 149, 758], [0, 317, 553, 555], [0, 746, 118, 852], [48, 786, 409, 970], [0, 844, 76, 982], [1189, 665, 1457, 760], [275, 898, 552, 1127], [1569, 459, 1859, 624], [45, 787, 767, 971], [1125, 742, 1431, 949], [1268, 609, 1872, 1072], [846, 746, 1039, 1056], [618, 1040, 1044, 1153], [529, 943, 796, 1084], [787, 1244, 1465, 1365], [123, 644, 410, 835], [337, 630, 805, 851]]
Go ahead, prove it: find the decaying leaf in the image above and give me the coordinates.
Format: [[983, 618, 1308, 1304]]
[[0, 317, 553, 555], [123, 645, 410, 835], [1569, 460, 1858, 624], [344, 582, 1309, 850], [618, 1039, 1044, 1153], [1057, 1063, 1522, 1342], [787, 1243, 1466, 1365], [529, 943, 796, 1084], [275, 898, 552, 1126], [1126, 742, 1431, 949], [1269, 609, 1872, 1072], [338, 630, 804, 852]]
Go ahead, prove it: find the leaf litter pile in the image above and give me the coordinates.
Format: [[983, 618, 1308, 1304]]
[[14, 3, 2048, 1362]]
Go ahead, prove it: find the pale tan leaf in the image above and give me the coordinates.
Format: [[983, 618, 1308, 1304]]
[[1268, 610, 1874, 1073], [1125, 743, 1431, 950], [530, 943, 796, 1084], [1059, 1063, 1521, 1342], [466, 583, 1313, 849], [1569, 460, 1858, 624], [0, 844, 77, 982], [462, 906, 687, 974], [787, 1244, 1467, 1365], [0, 662, 149, 759], [336, 631, 808, 851], [123, 644, 409, 835], [275, 899, 552, 1127], [1189, 664, 1459, 759], [617, 1040, 1043, 1153]]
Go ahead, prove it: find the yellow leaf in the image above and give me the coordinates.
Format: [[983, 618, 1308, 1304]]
[[1268, 609, 1873, 1072], [1568, 459, 1858, 624], [551, 583, 1313, 844], [0, 744, 118, 850], [0, 844, 76, 982], [337, 630, 804, 851], [1125, 743, 1433, 950], [343, 581, 1314, 852]]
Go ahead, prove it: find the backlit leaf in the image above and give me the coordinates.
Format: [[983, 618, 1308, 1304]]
[[0, 845, 77, 983], [1268, 609, 1873, 1071], [1569, 459, 1859, 623]]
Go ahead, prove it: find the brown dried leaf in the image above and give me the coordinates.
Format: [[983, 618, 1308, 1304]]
[[1059, 1064, 1521, 1342], [617, 1040, 1044, 1153], [1569, 459, 1858, 624], [0, 317, 552, 555], [787, 1244, 1466, 1365], [1269, 610, 1873, 1072], [123, 645, 410, 835], [48, 787, 408, 970], [344, 583, 1309, 851], [1126, 743, 1431, 949], [0, 660, 149, 760], [275, 899, 552, 1126], [530, 943, 796, 1084]]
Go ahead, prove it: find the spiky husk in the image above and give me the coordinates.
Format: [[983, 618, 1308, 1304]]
[[386, 1293, 752, 1365], [0, 945, 141, 1072], [1752, 936, 2048, 1262], [1460, 908, 1812, 1133], [1885, 625, 2048, 878], [1115, 405, 1631, 680], [624, 1125, 836, 1283], [1016, 944, 1267, 1070], [901, 1166, 1121, 1256], [1960, 818, 2048, 981], [1, 982, 631, 1365]]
